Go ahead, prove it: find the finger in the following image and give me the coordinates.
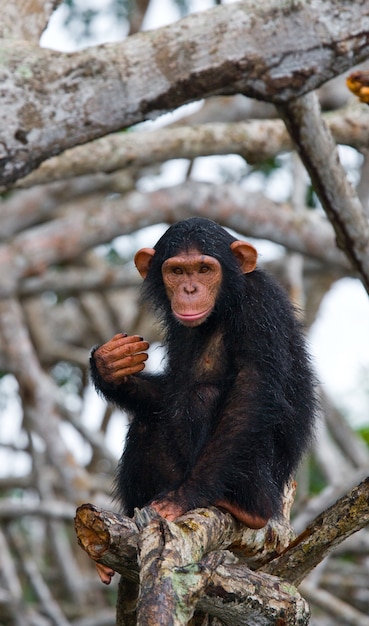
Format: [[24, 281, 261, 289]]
[[112, 357, 148, 380], [114, 351, 149, 368], [94, 339, 149, 366], [103, 354, 149, 382], [106, 337, 150, 356], [112, 361, 147, 380], [104, 333, 149, 348], [93, 335, 150, 382]]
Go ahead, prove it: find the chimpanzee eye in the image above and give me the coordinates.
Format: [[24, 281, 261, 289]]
[[199, 265, 210, 273], [172, 267, 183, 275]]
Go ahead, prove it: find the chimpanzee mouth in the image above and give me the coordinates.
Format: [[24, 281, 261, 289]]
[[173, 307, 212, 325]]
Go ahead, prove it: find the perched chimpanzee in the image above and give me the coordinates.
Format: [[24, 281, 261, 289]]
[[90, 217, 317, 583]]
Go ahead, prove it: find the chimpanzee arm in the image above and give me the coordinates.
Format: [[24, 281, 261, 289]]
[[90, 334, 165, 415], [156, 366, 298, 524]]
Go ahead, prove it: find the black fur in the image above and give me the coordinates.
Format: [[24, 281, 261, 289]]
[[90, 217, 317, 519]]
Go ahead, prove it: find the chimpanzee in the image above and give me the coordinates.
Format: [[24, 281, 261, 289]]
[[90, 217, 317, 583]]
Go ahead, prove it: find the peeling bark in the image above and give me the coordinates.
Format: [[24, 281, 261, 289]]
[[75, 502, 303, 626], [75, 478, 369, 625]]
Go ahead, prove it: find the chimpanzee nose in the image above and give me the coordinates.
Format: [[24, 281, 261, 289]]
[[184, 283, 196, 294]]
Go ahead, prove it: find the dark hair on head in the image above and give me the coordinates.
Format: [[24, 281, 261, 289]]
[[154, 217, 236, 258]]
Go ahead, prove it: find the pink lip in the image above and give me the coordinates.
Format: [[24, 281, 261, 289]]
[[173, 307, 212, 323]]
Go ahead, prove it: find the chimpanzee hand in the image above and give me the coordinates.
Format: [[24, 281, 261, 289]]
[[93, 333, 150, 385]]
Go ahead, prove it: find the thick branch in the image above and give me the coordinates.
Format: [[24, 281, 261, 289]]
[[263, 476, 369, 585], [75, 478, 369, 624], [197, 557, 309, 626], [1, 0, 369, 185], [75, 504, 294, 577], [12, 120, 293, 187], [137, 538, 308, 626], [278, 92, 369, 292], [74, 504, 139, 579], [12, 105, 369, 188], [75, 503, 301, 625], [0, 0, 62, 41]]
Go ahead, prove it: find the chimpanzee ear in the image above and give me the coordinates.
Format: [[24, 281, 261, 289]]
[[230, 241, 257, 274], [134, 248, 156, 279]]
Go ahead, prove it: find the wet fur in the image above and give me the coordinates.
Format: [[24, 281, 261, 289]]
[[90, 218, 317, 519]]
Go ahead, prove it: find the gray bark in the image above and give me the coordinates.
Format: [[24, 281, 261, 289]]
[[1, 0, 369, 186], [0, 181, 349, 298], [12, 106, 369, 189]]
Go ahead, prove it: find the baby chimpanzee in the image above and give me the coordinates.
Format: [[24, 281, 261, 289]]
[[90, 217, 317, 583]]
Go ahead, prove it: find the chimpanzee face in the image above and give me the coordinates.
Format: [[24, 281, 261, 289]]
[[134, 238, 257, 327], [161, 250, 222, 327]]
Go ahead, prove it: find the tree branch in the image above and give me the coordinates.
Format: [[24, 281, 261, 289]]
[[75, 503, 295, 578], [1, 0, 369, 185], [76, 501, 303, 625], [0, 499, 76, 520], [10, 105, 369, 188], [0, 0, 62, 41], [263, 476, 369, 585], [0, 297, 88, 499], [0, 181, 348, 297], [278, 92, 369, 292], [75, 478, 369, 624], [300, 581, 369, 626]]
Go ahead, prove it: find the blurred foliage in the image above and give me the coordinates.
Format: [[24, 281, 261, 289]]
[[305, 184, 319, 209], [358, 426, 369, 445], [308, 457, 327, 496], [250, 156, 282, 177]]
